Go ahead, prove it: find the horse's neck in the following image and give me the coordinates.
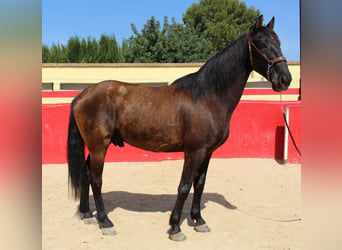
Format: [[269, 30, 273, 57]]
[[200, 35, 252, 109]]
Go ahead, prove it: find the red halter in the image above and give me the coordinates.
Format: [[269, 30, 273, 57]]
[[247, 34, 287, 81]]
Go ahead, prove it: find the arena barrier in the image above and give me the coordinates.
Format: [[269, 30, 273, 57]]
[[42, 92, 301, 164]]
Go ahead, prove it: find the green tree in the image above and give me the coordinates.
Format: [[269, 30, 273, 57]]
[[79, 38, 88, 63], [107, 35, 120, 62], [118, 39, 130, 63], [127, 16, 212, 63], [98, 34, 120, 63], [67, 36, 81, 62], [47, 43, 68, 63], [183, 0, 260, 52], [127, 16, 167, 62], [165, 19, 212, 62], [87, 37, 99, 63], [47, 44, 59, 63], [42, 45, 50, 63]]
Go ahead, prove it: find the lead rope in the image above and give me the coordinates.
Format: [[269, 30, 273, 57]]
[[279, 93, 301, 156]]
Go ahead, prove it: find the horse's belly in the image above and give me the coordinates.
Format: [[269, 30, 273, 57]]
[[118, 114, 184, 152], [123, 131, 183, 152], [126, 139, 183, 152]]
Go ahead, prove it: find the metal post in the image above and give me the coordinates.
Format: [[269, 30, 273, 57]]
[[53, 81, 61, 91], [283, 106, 290, 163]]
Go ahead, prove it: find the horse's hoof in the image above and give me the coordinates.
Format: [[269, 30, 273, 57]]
[[83, 217, 97, 225], [101, 227, 116, 236], [194, 223, 211, 233], [169, 232, 187, 241]]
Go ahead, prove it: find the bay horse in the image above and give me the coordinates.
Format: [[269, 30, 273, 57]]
[[67, 15, 291, 241]]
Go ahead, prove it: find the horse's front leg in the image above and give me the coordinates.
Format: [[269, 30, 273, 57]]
[[169, 150, 207, 241], [191, 153, 212, 233]]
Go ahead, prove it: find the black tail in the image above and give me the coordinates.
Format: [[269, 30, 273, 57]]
[[67, 99, 84, 200]]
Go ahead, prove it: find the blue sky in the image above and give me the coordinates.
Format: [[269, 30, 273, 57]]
[[42, 0, 300, 61]]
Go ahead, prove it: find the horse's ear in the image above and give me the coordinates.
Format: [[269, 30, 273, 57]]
[[255, 15, 263, 29], [266, 17, 275, 30]]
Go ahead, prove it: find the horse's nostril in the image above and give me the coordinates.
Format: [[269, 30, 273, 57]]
[[280, 75, 289, 86]]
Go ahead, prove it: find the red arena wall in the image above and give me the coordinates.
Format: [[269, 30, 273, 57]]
[[42, 94, 301, 164]]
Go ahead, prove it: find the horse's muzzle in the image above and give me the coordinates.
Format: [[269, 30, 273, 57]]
[[273, 72, 291, 92]]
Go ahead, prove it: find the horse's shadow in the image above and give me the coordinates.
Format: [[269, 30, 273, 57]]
[[88, 191, 236, 228]]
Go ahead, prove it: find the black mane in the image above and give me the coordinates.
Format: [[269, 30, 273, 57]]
[[171, 34, 250, 101]]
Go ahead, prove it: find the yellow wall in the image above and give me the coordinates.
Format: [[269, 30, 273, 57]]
[[43, 63, 201, 90], [42, 62, 300, 103]]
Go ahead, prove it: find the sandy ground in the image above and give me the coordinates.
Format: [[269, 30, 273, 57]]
[[42, 158, 301, 250]]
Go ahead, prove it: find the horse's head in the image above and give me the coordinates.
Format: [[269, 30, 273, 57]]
[[247, 15, 292, 92]]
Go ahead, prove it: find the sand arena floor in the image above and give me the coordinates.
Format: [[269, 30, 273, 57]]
[[42, 158, 301, 249]]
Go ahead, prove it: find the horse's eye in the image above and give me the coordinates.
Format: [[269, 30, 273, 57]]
[[256, 40, 267, 48]]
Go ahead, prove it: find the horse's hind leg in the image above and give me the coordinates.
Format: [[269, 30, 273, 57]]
[[191, 153, 212, 233], [79, 155, 97, 224], [88, 150, 115, 235]]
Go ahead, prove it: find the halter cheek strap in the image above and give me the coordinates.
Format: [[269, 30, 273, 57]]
[[247, 35, 287, 81]]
